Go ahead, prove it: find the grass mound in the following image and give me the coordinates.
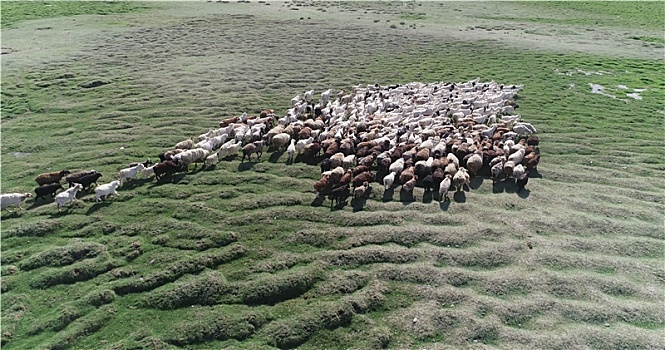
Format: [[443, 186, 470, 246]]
[[17, 241, 106, 270], [111, 244, 245, 295], [142, 270, 232, 309], [166, 308, 271, 346]]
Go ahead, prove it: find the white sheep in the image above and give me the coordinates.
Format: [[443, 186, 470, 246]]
[[204, 152, 219, 169], [55, 183, 83, 211], [175, 138, 193, 150], [438, 174, 452, 202], [142, 164, 157, 179], [286, 139, 296, 164], [118, 163, 146, 184], [304, 89, 314, 102], [271, 133, 291, 151], [296, 137, 313, 154], [95, 180, 121, 202], [1, 193, 32, 212], [383, 172, 396, 190]]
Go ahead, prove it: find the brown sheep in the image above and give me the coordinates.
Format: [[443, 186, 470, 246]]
[[466, 152, 483, 177], [259, 109, 275, 118], [353, 181, 369, 200], [352, 171, 374, 188], [402, 176, 417, 194], [339, 139, 355, 156], [339, 169, 353, 187], [35, 170, 71, 186], [415, 147, 430, 162], [298, 126, 312, 140], [241, 140, 265, 163], [399, 166, 415, 185], [323, 140, 340, 158], [352, 165, 371, 177], [314, 174, 330, 194], [219, 116, 239, 127]]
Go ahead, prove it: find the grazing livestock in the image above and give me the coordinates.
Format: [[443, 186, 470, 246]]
[[330, 185, 350, 208], [204, 152, 219, 169], [516, 172, 529, 193], [153, 160, 181, 181], [286, 139, 296, 164], [55, 183, 83, 211], [95, 180, 121, 202], [35, 170, 71, 186], [353, 181, 369, 200], [73, 172, 103, 190], [1, 193, 32, 212], [65, 170, 97, 188], [118, 164, 146, 184], [34, 183, 64, 201], [452, 167, 470, 192], [438, 174, 452, 202], [241, 140, 265, 163]]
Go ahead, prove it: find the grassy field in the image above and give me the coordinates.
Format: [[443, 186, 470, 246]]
[[1, 1, 664, 349]]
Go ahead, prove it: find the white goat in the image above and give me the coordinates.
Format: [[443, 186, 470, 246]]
[[55, 183, 83, 211], [118, 163, 146, 184], [1, 193, 32, 212], [95, 180, 121, 202]]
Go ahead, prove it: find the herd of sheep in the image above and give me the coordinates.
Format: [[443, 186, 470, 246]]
[[1, 78, 540, 213]]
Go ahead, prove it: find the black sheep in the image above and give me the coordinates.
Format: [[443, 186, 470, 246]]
[[34, 183, 64, 201], [320, 158, 331, 173], [516, 173, 529, 193], [153, 160, 180, 181], [329, 185, 350, 209], [422, 174, 434, 193], [73, 172, 103, 190]]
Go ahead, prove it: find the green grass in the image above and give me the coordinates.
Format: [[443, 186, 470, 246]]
[[1, 1, 664, 349], [0, 1, 151, 28]]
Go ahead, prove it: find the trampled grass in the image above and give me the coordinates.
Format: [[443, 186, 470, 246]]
[[1, 1, 664, 349]]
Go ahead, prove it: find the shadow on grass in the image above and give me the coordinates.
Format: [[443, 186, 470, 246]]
[[351, 197, 368, 212], [470, 176, 484, 190], [28, 197, 55, 210], [86, 201, 112, 215], [492, 181, 506, 193], [120, 178, 153, 189], [238, 161, 258, 172], [504, 179, 517, 194], [399, 188, 416, 204], [439, 199, 450, 211], [517, 188, 531, 199], [453, 190, 466, 203], [382, 187, 395, 202], [1, 210, 24, 220], [529, 168, 542, 178], [269, 151, 284, 163], [310, 194, 325, 207], [422, 190, 434, 204]]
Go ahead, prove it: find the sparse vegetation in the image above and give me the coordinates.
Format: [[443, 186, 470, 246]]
[[1, 1, 663, 349]]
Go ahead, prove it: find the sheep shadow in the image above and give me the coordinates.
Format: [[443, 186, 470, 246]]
[[382, 187, 395, 202], [528, 168, 543, 179], [492, 181, 506, 193], [422, 190, 434, 204], [330, 198, 349, 211], [1, 211, 24, 220], [503, 180, 517, 194], [268, 151, 284, 163], [399, 188, 416, 204], [28, 197, 56, 210], [439, 200, 451, 211], [453, 190, 466, 203], [86, 201, 112, 215], [237, 161, 258, 172], [121, 178, 152, 189], [469, 177, 484, 190], [517, 188, 531, 199], [310, 194, 326, 207], [351, 197, 368, 212]]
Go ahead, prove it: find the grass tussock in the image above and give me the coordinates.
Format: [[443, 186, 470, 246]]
[[142, 270, 232, 309], [166, 309, 271, 346], [322, 245, 422, 267], [0, 294, 28, 346], [2, 220, 61, 238], [17, 241, 106, 270], [112, 244, 245, 295], [151, 231, 238, 251], [264, 281, 389, 349], [239, 265, 324, 305], [39, 305, 115, 350], [29, 257, 120, 289]]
